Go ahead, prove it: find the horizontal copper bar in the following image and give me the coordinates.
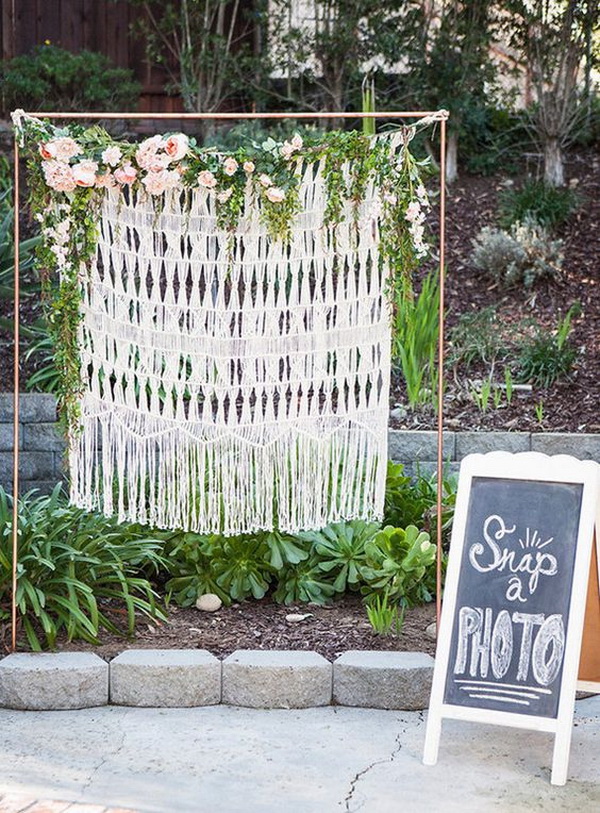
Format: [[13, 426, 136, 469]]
[[25, 111, 447, 121]]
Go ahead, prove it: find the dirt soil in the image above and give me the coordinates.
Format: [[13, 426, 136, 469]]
[[391, 147, 600, 434], [50, 596, 437, 662]]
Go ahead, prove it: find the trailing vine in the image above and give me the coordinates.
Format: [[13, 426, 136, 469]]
[[12, 111, 434, 438]]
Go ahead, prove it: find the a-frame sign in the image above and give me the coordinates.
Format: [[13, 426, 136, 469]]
[[423, 452, 599, 786]]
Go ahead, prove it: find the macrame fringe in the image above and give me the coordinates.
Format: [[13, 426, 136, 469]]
[[70, 400, 387, 535]]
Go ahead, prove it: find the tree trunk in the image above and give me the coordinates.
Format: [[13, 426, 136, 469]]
[[446, 130, 459, 183], [543, 138, 565, 187]]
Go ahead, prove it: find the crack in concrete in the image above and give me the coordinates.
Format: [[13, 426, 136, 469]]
[[342, 730, 404, 812], [80, 710, 128, 797]]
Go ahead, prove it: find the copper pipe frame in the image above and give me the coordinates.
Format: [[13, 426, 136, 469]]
[[11, 109, 448, 651]]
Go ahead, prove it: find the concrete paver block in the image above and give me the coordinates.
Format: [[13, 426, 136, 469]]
[[333, 650, 434, 710], [531, 432, 600, 462], [109, 648, 221, 707], [455, 431, 530, 459], [388, 430, 455, 464], [222, 649, 332, 709], [0, 652, 108, 710]]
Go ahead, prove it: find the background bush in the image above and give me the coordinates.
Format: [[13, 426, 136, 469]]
[[470, 218, 563, 288], [1, 45, 140, 113]]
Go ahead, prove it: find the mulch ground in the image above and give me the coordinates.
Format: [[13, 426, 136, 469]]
[[50, 596, 437, 662]]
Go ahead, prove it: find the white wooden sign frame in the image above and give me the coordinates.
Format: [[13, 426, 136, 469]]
[[423, 451, 600, 786]]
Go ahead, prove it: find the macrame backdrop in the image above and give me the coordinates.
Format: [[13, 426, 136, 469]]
[[69, 148, 395, 534]]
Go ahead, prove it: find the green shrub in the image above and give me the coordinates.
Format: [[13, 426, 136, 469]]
[[470, 218, 563, 288], [361, 525, 436, 606], [498, 180, 579, 230], [1, 44, 140, 113], [516, 305, 580, 388], [0, 189, 42, 302], [0, 485, 166, 650], [448, 306, 508, 369], [383, 461, 455, 540]]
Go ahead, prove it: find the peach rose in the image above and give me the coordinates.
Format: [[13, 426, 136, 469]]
[[42, 160, 76, 192], [198, 170, 217, 189], [217, 187, 233, 203], [164, 133, 189, 161], [243, 161, 255, 174], [114, 163, 137, 185], [223, 157, 238, 176], [258, 173, 272, 187], [142, 169, 180, 195]]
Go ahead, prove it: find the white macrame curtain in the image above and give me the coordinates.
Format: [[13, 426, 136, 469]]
[[69, 145, 396, 534]]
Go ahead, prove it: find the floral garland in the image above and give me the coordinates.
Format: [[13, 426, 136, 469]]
[[12, 111, 432, 438]]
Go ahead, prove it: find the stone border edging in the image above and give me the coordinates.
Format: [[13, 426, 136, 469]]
[[0, 649, 434, 712]]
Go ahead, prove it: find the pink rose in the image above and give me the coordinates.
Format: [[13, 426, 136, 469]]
[[114, 163, 137, 185], [142, 169, 180, 195], [72, 160, 98, 187], [223, 157, 238, 176], [42, 160, 76, 192], [290, 133, 303, 150], [164, 133, 189, 161], [243, 161, 255, 174], [265, 186, 285, 203], [198, 170, 217, 189], [135, 135, 163, 170]]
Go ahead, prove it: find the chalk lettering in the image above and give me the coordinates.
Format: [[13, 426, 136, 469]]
[[491, 610, 512, 679], [532, 614, 565, 686], [453, 606, 565, 688], [513, 612, 544, 681], [468, 515, 558, 599]]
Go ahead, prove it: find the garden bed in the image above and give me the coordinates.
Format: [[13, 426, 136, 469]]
[[47, 595, 437, 663]]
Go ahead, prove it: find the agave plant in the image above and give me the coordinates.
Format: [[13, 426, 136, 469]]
[[299, 520, 380, 594]]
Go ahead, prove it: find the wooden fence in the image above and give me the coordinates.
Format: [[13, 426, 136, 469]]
[[1, 0, 182, 112]]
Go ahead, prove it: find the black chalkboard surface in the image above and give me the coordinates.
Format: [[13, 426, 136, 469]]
[[443, 476, 583, 719]]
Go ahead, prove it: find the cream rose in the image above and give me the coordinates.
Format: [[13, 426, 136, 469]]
[[265, 186, 285, 203], [243, 161, 255, 174], [135, 135, 163, 170], [258, 173, 272, 188], [101, 146, 123, 167], [217, 187, 233, 203], [72, 160, 98, 187], [223, 157, 239, 176], [41, 137, 81, 162]]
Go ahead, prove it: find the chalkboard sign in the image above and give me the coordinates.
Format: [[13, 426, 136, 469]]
[[444, 476, 583, 719], [424, 452, 600, 786]]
